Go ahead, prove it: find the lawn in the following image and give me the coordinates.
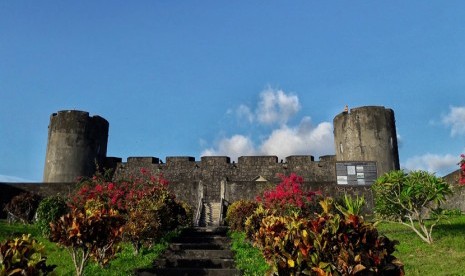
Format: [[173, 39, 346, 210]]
[[230, 215, 465, 276], [377, 215, 465, 276], [0, 220, 172, 276]]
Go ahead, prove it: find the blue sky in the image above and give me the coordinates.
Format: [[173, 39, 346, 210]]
[[1, 1, 465, 182]]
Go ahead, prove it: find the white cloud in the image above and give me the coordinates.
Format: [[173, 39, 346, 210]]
[[260, 118, 334, 159], [403, 153, 459, 176], [201, 135, 257, 161], [256, 88, 300, 125], [236, 104, 254, 123], [203, 89, 335, 161], [442, 106, 465, 137], [202, 118, 334, 161]]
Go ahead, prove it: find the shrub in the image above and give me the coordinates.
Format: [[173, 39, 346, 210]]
[[173, 200, 193, 228], [49, 208, 125, 276], [35, 196, 69, 238], [254, 198, 404, 275], [0, 234, 56, 275], [244, 204, 271, 242], [70, 169, 187, 255], [3, 192, 41, 224], [124, 192, 188, 255], [256, 173, 321, 216], [372, 170, 453, 244], [459, 154, 465, 185], [226, 200, 258, 232]]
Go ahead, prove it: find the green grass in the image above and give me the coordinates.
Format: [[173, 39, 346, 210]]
[[0, 220, 172, 276], [377, 215, 465, 276], [229, 231, 270, 276]]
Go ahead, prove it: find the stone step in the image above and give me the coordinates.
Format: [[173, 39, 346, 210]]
[[169, 242, 226, 250], [136, 227, 241, 276], [180, 226, 228, 236], [137, 267, 242, 276], [154, 258, 236, 268], [164, 249, 234, 259], [171, 236, 230, 244]]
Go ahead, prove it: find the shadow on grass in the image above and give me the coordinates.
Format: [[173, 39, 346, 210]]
[[435, 220, 465, 236]]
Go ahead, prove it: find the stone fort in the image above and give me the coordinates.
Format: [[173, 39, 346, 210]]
[[2, 106, 404, 224]]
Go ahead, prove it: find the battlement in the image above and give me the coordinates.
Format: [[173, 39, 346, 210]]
[[121, 154, 323, 168], [127, 157, 160, 164]]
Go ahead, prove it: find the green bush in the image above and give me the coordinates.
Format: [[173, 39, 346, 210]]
[[226, 200, 259, 232], [3, 192, 41, 224], [0, 234, 56, 275], [35, 196, 69, 238]]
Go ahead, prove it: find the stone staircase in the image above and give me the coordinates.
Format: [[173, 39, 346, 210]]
[[135, 227, 242, 276], [199, 201, 222, 227]]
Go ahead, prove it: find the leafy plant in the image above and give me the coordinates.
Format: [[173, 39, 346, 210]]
[[372, 170, 453, 244], [49, 208, 125, 276], [3, 192, 41, 224], [35, 196, 69, 238], [0, 234, 56, 275], [226, 200, 258, 232], [244, 204, 271, 242], [69, 169, 188, 256], [335, 194, 366, 217], [253, 198, 404, 275]]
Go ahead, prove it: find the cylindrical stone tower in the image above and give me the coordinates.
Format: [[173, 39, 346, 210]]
[[333, 106, 400, 176], [43, 110, 109, 182]]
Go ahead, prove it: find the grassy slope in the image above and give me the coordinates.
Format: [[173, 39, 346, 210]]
[[0, 220, 170, 276], [377, 215, 465, 276]]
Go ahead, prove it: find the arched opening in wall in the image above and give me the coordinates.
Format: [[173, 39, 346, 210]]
[[339, 143, 344, 155], [390, 137, 393, 150]]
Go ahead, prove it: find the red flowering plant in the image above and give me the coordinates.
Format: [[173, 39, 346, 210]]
[[459, 154, 465, 185], [257, 173, 321, 216], [65, 168, 182, 255], [69, 168, 169, 215]]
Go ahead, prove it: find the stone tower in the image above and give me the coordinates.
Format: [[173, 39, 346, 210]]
[[43, 110, 109, 182], [333, 106, 400, 176]]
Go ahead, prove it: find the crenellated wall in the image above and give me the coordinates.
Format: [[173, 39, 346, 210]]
[[112, 155, 348, 209]]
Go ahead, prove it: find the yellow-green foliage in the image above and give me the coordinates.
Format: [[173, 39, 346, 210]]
[[0, 234, 56, 275], [226, 200, 259, 232], [244, 204, 271, 241]]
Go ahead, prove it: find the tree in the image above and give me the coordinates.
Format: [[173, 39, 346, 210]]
[[372, 170, 452, 244]]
